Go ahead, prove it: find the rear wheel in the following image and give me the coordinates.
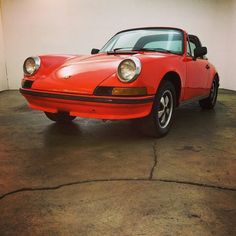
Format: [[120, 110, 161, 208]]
[[140, 80, 176, 138], [199, 78, 218, 109], [45, 112, 76, 123]]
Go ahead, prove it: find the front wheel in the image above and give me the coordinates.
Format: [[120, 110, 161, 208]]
[[140, 80, 176, 138], [45, 112, 76, 123], [199, 78, 218, 109]]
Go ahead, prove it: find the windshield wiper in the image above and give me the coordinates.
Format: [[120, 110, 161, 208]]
[[113, 47, 134, 52], [136, 48, 180, 54], [107, 47, 138, 54], [107, 47, 180, 55]]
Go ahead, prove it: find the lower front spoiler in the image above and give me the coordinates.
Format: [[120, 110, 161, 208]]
[[20, 88, 154, 120]]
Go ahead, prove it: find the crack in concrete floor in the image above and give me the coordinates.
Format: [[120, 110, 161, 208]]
[[149, 142, 158, 180], [1, 143, 235, 201], [1, 179, 235, 201]]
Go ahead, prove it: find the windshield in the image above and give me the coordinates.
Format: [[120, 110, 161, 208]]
[[100, 28, 184, 55]]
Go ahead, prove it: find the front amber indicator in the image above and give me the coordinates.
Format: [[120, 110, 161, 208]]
[[112, 87, 147, 96]]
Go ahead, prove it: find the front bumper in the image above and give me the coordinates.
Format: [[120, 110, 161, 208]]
[[20, 88, 154, 120]]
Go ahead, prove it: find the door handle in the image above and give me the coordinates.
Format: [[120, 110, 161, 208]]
[[206, 64, 210, 70]]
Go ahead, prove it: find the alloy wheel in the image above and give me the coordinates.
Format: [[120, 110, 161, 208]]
[[157, 90, 173, 129]]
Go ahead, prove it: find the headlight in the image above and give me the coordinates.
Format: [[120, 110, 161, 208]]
[[117, 57, 141, 83], [23, 56, 41, 76]]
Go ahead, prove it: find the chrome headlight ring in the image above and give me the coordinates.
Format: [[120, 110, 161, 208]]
[[23, 56, 41, 76], [117, 57, 141, 83]]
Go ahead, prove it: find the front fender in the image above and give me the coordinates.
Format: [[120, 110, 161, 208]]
[[99, 54, 186, 95], [22, 54, 78, 80]]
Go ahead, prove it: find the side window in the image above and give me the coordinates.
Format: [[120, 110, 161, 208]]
[[189, 41, 196, 57], [187, 39, 197, 57], [187, 40, 191, 56]]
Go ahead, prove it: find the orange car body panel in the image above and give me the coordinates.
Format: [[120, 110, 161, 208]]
[[20, 28, 218, 120]]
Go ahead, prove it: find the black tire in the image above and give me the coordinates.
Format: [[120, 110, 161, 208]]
[[140, 80, 176, 138], [45, 112, 76, 123], [199, 78, 218, 109]]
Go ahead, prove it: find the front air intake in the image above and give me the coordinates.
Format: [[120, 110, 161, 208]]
[[22, 80, 34, 89]]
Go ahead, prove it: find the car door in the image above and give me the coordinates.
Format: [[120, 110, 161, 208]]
[[184, 35, 210, 100]]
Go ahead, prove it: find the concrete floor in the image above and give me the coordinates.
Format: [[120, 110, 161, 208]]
[[0, 89, 235, 236]]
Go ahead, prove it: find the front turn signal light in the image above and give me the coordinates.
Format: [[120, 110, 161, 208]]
[[94, 86, 147, 96], [111, 87, 147, 96]]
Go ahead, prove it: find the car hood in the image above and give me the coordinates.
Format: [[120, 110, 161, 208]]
[[32, 53, 172, 95]]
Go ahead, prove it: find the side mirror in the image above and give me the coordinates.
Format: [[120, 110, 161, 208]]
[[91, 48, 100, 55], [194, 46, 207, 59]]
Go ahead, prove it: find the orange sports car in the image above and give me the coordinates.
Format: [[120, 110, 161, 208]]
[[20, 27, 219, 137]]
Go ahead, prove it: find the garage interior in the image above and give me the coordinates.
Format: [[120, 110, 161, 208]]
[[0, 1, 236, 235]]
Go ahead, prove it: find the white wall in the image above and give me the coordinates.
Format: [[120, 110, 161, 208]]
[[225, 0, 236, 90], [1, 0, 236, 90], [0, 2, 7, 91]]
